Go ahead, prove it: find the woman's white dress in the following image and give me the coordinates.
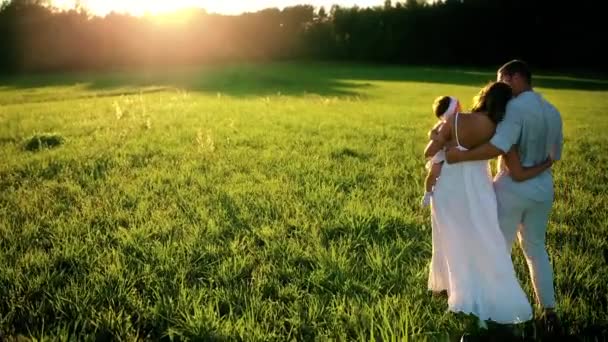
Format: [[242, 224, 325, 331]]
[[428, 113, 533, 324]]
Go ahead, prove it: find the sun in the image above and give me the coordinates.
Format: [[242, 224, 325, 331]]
[[89, 0, 203, 16], [51, 1, 385, 16], [50, 0, 247, 16]]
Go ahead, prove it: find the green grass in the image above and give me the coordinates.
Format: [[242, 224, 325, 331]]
[[1, 62, 607, 341]]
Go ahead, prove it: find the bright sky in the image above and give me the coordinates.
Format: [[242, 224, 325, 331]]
[[51, 0, 384, 16]]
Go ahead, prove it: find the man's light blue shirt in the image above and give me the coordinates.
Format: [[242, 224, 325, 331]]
[[491, 90, 564, 202]]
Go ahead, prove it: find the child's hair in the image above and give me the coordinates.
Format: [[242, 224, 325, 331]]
[[433, 96, 460, 119], [432, 96, 452, 119], [471, 82, 513, 124]]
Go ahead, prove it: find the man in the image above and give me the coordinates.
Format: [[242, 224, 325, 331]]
[[445, 60, 564, 331]]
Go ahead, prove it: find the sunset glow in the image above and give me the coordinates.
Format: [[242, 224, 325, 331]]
[[51, 0, 383, 16]]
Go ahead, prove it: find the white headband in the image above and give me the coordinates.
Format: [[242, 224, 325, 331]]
[[440, 97, 459, 120]]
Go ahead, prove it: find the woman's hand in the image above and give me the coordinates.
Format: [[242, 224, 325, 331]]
[[429, 127, 446, 144], [428, 127, 438, 140], [425, 121, 451, 159], [505, 148, 554, 182], [542, 156, 554, 169], [428, 121, 444, 142]]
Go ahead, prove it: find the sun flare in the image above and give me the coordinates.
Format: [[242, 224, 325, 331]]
[[52, 0, 218, 16], [51, 0, 381, 16]]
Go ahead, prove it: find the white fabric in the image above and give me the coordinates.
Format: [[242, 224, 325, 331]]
[[421, 191, 432, 208], [426, 149, 445, 170], [428, 127, 533, 324], [426, 102, 460, 170], [439, 97, 459, 120]]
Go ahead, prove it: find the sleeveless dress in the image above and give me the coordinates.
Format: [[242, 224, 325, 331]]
[[428, 113, 533, 324]]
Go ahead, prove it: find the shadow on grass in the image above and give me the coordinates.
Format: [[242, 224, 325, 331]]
[[1, 62, 607, 100], [453, 318, 608, 342], [0, 63, 371, 99]]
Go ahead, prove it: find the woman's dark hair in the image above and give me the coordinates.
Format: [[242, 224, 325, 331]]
[[432, 96, 451, 119], [471, 82, 513, 124]]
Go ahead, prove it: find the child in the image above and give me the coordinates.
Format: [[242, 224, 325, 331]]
[[421, 96, 461, 207]]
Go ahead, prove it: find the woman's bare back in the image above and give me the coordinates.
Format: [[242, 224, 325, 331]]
[[448, 112, 496, 150]]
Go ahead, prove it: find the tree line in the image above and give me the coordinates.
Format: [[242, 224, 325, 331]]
[[0, 0, 603, 73]]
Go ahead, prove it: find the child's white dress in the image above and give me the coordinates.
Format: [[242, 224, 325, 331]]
[[426, 149, 446, 170]]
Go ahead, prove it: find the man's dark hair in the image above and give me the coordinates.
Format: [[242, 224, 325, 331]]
[[498, 60, 532, 85]]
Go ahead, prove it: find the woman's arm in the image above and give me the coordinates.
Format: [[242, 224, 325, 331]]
[[503, 146, 553, 182], [424, 120, 451, 159]]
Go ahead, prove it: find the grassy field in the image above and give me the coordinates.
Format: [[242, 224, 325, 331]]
[[1, 63, 607, 341]]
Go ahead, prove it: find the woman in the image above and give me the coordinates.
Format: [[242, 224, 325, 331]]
[[423, 82, 552, 324]]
